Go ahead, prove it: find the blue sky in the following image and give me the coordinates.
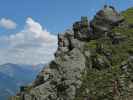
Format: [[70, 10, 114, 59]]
[[0, 0, 132, 34], [0, 0, 132, 65]]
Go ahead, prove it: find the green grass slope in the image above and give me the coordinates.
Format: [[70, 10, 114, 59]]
[[75, 8, 133, 100]]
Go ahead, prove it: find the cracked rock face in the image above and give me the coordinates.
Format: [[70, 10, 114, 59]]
[[10, 6, 133, 100], [15, 48, 86, 100], [91, 5, 124, 37]]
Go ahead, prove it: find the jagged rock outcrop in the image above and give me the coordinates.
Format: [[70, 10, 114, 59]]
[[91, 5, 124, 37], [73, 16, 92, 40], [11, 6, 133, 100], [19, 48, 86, 100]]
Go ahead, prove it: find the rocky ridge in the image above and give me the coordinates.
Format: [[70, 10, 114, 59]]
[[11, 6, 133, 100]]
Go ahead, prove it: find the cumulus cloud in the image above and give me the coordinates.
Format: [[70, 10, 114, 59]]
[[0, 17, 57, 65], [0, 18, 17, 29]]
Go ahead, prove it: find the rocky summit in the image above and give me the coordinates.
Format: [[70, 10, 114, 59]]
[[10, 6, 133, 100]]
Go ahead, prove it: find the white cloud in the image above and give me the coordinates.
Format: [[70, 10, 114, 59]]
[[0, 18, 17, 29], [0, 17, 57, 65]]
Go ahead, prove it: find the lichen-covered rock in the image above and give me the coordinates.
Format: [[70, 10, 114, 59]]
[[91, 5, 124, 37], [55, 30, 74, 57], [73, 16, 93, 40], [11, 6, 133, 100], [14, 48, 86, 100]]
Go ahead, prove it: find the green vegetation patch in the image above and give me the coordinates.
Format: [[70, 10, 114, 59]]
[[122, 7, 133, 25], [75, 63, 133, 100], [76, 7, 133, 100]]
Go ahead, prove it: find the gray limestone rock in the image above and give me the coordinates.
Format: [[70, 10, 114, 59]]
[[70, 38, 85, 51], [73, 16, 92, 40], [11, 5, 133, 100], [91, 5, 124, 37], [18, 48, 86, 100]]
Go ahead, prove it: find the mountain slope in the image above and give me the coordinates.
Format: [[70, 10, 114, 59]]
[[0, 63, 44, 100], [75, 6, 133, 100], [0, 72, 17, 100], [11, 6, 133, 100]]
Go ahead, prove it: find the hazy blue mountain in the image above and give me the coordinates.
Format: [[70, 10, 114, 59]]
[[0, 63, 44, 100]]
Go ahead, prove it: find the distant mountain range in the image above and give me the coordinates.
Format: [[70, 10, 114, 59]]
[[0, 63, 44, 100]]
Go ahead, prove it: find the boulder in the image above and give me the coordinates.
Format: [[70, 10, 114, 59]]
[[73, 16, 92, 40], [91, 5, 124, 37], [55, 30, 75, 57], [70, 38, 85, 51], [11, 6, 133, 100], [112, 33, 126, 44], [19, 48, 86, 100]]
